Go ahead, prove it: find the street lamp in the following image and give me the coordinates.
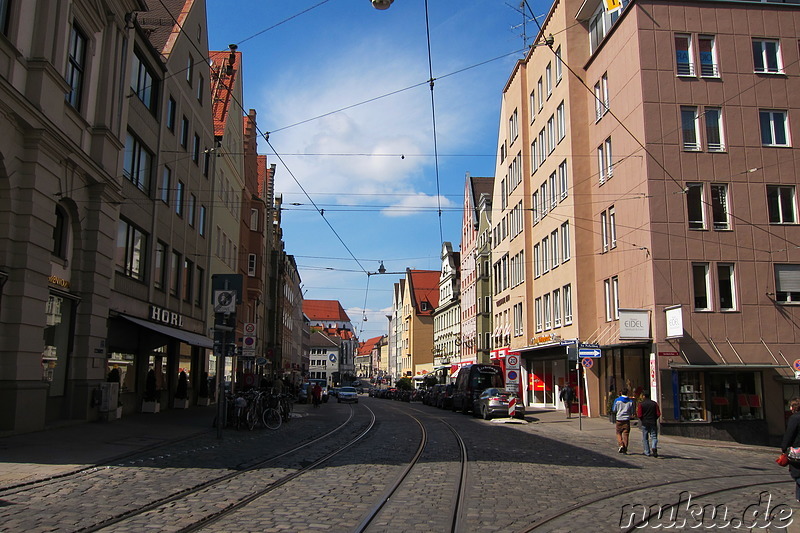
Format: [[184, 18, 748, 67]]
[[372, 0, 393, 9]]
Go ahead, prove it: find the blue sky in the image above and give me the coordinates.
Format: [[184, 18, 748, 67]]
[[206, 0, 546, 339]]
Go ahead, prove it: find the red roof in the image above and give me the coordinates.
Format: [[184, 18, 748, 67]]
[[209, 50, 241, 137], [408, 270, 440, 315], [358, 336, 383, 356], [303, 300, 351, 322]]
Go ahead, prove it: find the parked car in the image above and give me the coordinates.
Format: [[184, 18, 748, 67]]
[[473, 388, 525, 420], [329, 387, 339, 398], [451, 364, 504, 414], [438, 384, 454, 410], [337, 386, 358, 403]]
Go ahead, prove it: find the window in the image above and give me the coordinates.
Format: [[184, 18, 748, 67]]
[[717, 264, 736, 311], [608, 206, 617, 248], [760, 110, 789, 146], [594, 82, 603, 122], [601, 73, 609, 112], [170, 250, 181, 296], [692, 262, 711, 310], [555, 46, 563, 82], [537, 78, 543, 111], [698, 35, 718, 77], [540, 182, 548, 216], [175, 181, 184, 216], [203, 151, 210, 177], [681, 106, 700, 150], [186, 53, 194, 85], [131, 50, 158, 112], [0, 0, 10, 35], [767, 185, 796, 224], [248, 254, 257, 276], [180, 116, 189, 148], [66, 24, 87, 110], [188, 194, 196, 227], [529, 91, 536, 122], [167, 96, 176, 132], [509, 109, 519, 142], [123, 132, 152, 193], [182, 258, 193, 302], [547, 116, 555, 154], [707, 372, 764, 422], [549, 172, 557, 208], [561, 221, 570, 262], [675, 34, 694, 76], [160, 166, 171, 204], [553, 288, 561, 328], [601, 210, 608, 252], [513, 302, 523, 336], [532, 191, 539, 224], [250, 208, 259, 231], [531, 140, 538, 172], [544, 293, 551, 330], [192, 134, 200, 163], [705, 108, 724, 151], [559, 160, 568, 200], [538, 129, 546, 165], [534, 244, 540, 278], [196, 267, 204, 307], [154, 241, 166, 290], [598, 137, 612, 183], [563, 284, 573, 325], [604, 279, 612, 320], [551, 230, 559, 268], [775, 264, 800, 303], [197, 75, 204, 103], [546, 62, 552, 97], [116, 219, 147, 281], [557, 102, 565, 142], [710, 184, 729, 230], [542, 237, 550, 273], [199, 205, 206, 236], [753, 39, 782, 74], [52, 205, 68, 259], [535, 298, 542, 332], [686, 182, 705, 230]]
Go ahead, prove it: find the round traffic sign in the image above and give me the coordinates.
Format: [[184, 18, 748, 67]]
[[507, 370, 518, 381], [244, 323, 256, 334], [244, 337, 255, 346], [793, 359, 800, 372], [507, 355, 519, 367], [582, 358, 594, 369]]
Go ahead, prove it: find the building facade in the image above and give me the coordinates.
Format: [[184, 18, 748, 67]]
[[434, 242, 460, 382]]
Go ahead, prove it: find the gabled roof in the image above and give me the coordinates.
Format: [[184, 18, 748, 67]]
[[358, 335, 383, 356], [304, 300, 351, 322], [407, 270, 440, 316], [209, 50, 241, 137], [309, 331, 341, 348], [140, 0, 190, 55]]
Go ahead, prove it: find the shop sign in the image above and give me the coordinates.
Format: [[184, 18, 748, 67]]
[[48, 275, 70, 289], [619, 309, 651, 339], [665, 305, 683, 338], [149, 305, 184, 328], [531, 333, 562, 346]]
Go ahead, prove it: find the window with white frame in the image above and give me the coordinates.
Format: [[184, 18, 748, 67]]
[[717, 263, 736, 311], [692, 262, 711, 311], [594, 81, 603, 122], [553, 288, 561, 328], [544, 293, 551, 330], [546, 62, 553, 97], [698, 35, 719, 77], [559, 160, 568, 200], [535, 297, 543, 332], [710, 184, 729, 230], [547, 116, 555, 154], [248, 254, 257, 276], [514, 302, 523, 336], [537, 78, 544, 111], [555, 46, 563, 82], [534, 243, 541, 278], [612, 276, 619, 319], [608, 206, 617, 248], [681, 106, 700, 150], [675, 34, 694, 76], [601, 210, 609, 252], [250, 208, 259, 231], [540, 182, 548, 216], [557, 102, 566, 142], [602, 72, 609, 112], [549, 172, 557, 208], [530, 90, 536, 121], [753, 39, 783, 74], [775, 264, 800, 303], [509, 109, 519, 143], [604, 278, 612, 321], [686, 182, 705, 229], [760, 110, 790, 146], [531, 140, 539, 172], [563, 284, 573, 324], [561, 221, 570, 262], [532, 191, 539, 224], [551, 230, 559, 268], [705, 107, 724, 151], [767, 185, 797, 224], [542, 236, 550, 273], [598, 137, 613, 183]]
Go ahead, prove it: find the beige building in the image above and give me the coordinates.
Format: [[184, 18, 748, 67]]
[[397, 270, 439, 378], [494, 0, 800, 444]]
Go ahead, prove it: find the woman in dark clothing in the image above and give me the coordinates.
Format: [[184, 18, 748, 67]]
[[781, 397, 800, 501]]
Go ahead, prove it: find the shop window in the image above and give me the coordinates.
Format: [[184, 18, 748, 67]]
[[42, 292, 75, 396], [679, 372, 706, 421], [707, 372, 764, 421], [107, 352, 136, 393]]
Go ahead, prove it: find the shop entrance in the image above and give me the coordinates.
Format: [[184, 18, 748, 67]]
[[527, 358, 565, 408]]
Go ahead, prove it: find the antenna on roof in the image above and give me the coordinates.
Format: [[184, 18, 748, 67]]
[[507, 1, 535, 53]]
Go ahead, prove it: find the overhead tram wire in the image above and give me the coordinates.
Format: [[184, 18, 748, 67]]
[[424, 0, 443, 245]]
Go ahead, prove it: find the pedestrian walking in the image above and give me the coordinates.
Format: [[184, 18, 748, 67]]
[[559, 384, 575, 418], [637, 391, 661, 457], [612, 389, 636, 454], [781, 397, 800, 502], [312, 383, 322, 408]]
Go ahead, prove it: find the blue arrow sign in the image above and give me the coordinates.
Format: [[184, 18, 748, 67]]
[[579, 348, 601, 358]]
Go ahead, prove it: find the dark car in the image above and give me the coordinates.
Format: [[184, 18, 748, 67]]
[[451, 364, 504, 414], [473, 388, 525, 420], [438, 384, 454, 410]]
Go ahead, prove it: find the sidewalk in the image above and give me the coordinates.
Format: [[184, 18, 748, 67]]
[[0, 405, 221, 489]]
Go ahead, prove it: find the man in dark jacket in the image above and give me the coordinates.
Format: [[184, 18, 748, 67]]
[[637, 391, 661, 457], [559, 384, 575, 418]]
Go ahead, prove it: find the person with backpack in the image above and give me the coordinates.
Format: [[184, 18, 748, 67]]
[[612, 389, 636, 454]]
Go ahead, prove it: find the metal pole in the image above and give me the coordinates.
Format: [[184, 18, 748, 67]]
[[577, 360, 583, 431]]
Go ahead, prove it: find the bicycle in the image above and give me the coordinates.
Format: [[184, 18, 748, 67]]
[[262, 393, 282, 430]]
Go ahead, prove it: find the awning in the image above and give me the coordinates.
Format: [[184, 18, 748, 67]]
[[120, 314, 213, 348]]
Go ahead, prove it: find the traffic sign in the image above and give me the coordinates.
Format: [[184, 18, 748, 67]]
[[507, 355, 519, 368], [582, 358, 594, 368], [793, 359, 800, 372], [580, 343, 600, 349], [244, 336, 256, 347], [244, 322, 256, 335], [579, 348, 601, 358]]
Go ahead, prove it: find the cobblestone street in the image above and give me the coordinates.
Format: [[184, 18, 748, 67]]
[[0, 398, 795, 532]]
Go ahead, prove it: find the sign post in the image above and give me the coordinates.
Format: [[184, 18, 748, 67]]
[[211, 274, 242, 440]]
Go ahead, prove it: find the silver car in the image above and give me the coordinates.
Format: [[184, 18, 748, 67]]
[[337, 386, 358, 403], [473, 388, 525, 420]]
